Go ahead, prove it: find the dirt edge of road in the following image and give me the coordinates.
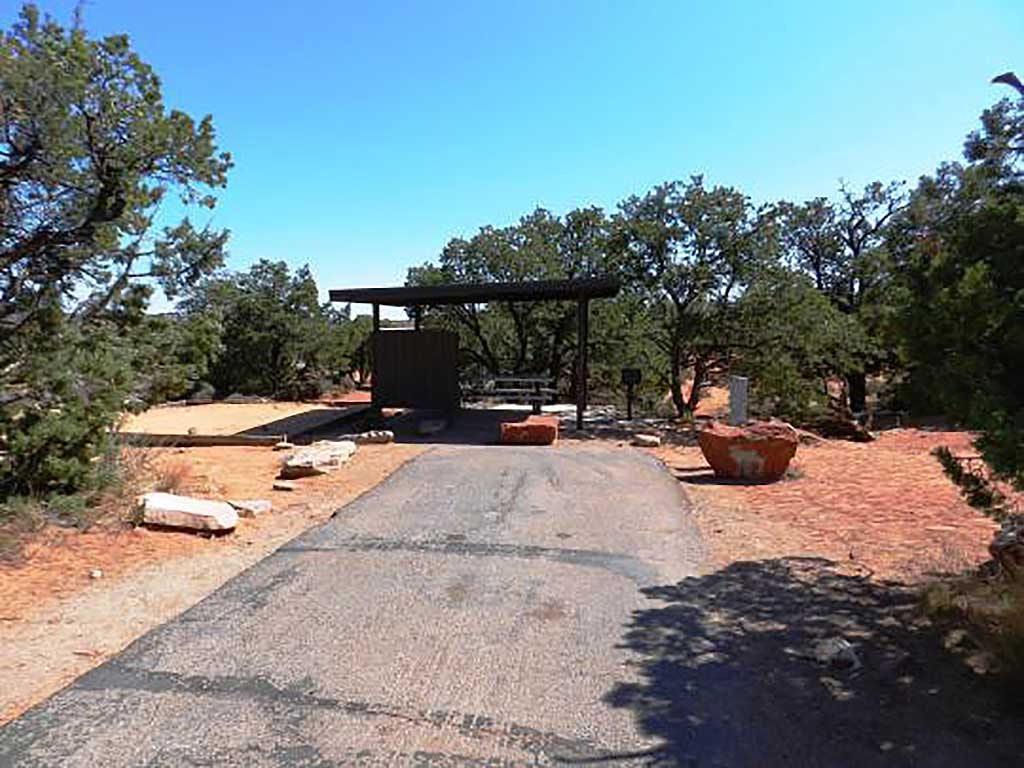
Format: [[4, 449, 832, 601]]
[[0, 443, 425, 725]]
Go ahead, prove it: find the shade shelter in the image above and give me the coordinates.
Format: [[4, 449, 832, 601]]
[[329, 277, 621, 430]]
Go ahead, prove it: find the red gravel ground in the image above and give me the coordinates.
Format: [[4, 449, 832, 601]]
[[654, 428, 997, 582]]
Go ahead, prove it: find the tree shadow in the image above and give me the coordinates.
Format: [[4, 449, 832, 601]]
[[553, 410, 698, 447], [237, 405, 368, 443], [368, 407, 533, 446], [605, 558, 1022, 767], [361, 407, 700, 447], [664, 460, 791, 486]]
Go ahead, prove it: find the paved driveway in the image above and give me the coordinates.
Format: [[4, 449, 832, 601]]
[[0, 444, 701, 766]]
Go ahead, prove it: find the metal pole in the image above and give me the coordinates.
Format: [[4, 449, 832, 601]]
[[413, 306, 421, 331], [728, 375, 749, 426], [576, 299, 589, 430], [370, 304, 380, 409]]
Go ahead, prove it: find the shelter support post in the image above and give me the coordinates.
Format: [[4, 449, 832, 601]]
[[576, 298, 589, 430], [372, 304, 380, 333]]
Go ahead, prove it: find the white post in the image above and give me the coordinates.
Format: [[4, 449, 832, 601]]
[[728, 375, 748, 426]]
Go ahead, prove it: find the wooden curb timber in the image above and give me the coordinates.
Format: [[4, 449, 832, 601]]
[[117, 433, 287, 448]]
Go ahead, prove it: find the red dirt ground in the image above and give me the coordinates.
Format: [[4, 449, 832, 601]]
[[654, 428, 997, 582], [0, 441, 425, 724], [0, 443, 423, 623]]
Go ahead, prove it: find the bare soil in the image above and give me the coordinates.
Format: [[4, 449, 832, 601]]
[[653, 428, 995, 582], [0, 441, 424, 724], [120, 401, 334, 435]]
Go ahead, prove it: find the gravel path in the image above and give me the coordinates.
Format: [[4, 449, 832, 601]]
[[0, 444, 701, 766]]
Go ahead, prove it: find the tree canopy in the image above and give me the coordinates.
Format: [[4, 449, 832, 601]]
[[408, 206, 619, 387], [0, 5, 230, 498], [183, 260, 367, 400], [0, 5, 231, 330], [894, 95, 1024, 487], [611, 176, 775, 414]]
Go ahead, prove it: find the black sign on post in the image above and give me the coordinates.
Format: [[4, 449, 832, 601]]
[[621, 367, 641, 420]]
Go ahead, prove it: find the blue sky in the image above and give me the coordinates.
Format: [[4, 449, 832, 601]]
[[7, 1, 1024, 315]]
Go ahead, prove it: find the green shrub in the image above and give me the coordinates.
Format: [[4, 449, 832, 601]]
[[1, 323, 132, 499]]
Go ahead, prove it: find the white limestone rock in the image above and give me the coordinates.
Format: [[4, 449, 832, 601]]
[[279, 440, 357, 479], [228, 499, 272, 518], [139, 492, 238, 532], [631, 434, 662, 448]]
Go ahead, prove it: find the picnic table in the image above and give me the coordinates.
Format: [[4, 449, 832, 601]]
[[474, 375, 556, 414]]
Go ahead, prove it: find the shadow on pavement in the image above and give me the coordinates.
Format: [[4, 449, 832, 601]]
[[606, 557, 1023, 767], [377, 407, 532, 446]]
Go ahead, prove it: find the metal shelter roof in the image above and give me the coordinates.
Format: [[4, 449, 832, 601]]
[[328, 277, 620, 307]]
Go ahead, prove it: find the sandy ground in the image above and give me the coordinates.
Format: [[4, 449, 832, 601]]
[[653, 428, 996, 582], [0, 441, 424, 724], [120, 401, 335, 435]]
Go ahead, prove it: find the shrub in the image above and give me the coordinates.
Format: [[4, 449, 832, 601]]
[[0, 323, 133, 499]]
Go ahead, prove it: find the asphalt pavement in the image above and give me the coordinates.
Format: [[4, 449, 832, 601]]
[[0, 443, 701, 766]]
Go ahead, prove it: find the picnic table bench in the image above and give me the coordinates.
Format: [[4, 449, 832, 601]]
[[468, 375, 556, 414]]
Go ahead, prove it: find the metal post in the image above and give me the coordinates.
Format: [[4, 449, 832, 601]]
[[576, 299, 589, 430], [370, 304, 381, 409], [413, 306, 421, 331], [728, 375, 749, 426]]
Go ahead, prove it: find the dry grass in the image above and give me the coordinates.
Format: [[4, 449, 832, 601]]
[[152, 459, 193, 494], [0, 498, 45, 562], [923, 573, 1024, 682], [0, 445, 193, 562]]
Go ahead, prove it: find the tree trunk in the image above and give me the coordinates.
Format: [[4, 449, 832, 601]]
[[509, 304, 531, 372], [669, 339, 687, 417], [547, 312, 573, 388], [454, 306, 500, 374], [685, 357, 706, 413], [847, 371, 867, 413]]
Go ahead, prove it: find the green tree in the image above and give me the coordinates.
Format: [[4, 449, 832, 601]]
[[120, 311, 221, 406], [612, 176, 774, 416], [732, 268, 869, 422], [0, 5, 231, 327], [778, 181, 904, 411], [187, 261, 361, 400], [894, 94, 1024, 487], [408, 206, 622, 391], [0, 5, 231, 499]]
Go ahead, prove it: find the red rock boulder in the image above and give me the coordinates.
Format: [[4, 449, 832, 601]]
[[499, 415, 559, 446], [697, 421, 798, 482]]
